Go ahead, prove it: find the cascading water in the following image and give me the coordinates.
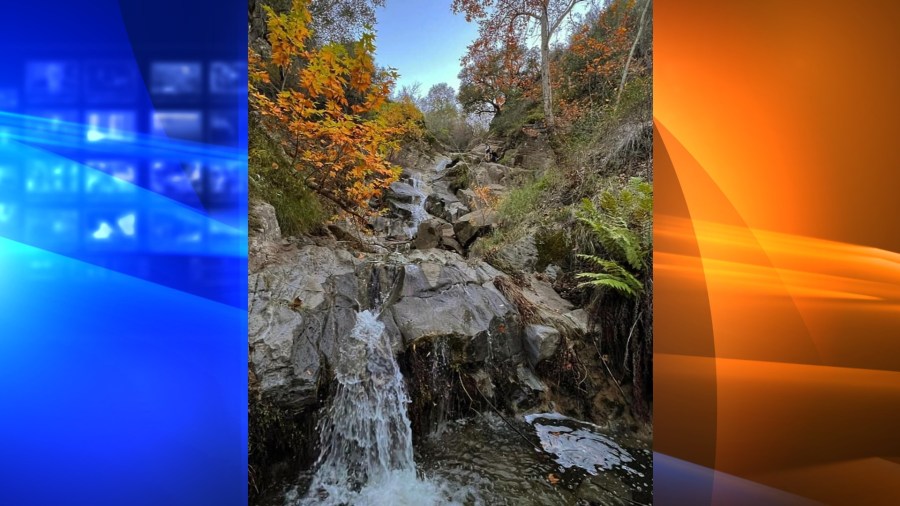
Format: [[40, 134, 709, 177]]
[[403, 174, 428, 239], [300, 310, 465, 506]]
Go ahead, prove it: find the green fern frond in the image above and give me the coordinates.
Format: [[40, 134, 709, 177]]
[[575, 272, 636, 296]]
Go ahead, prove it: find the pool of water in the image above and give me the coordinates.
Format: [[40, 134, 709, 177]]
[[278, 412, 650, 506], [415, 413, 652, 506]]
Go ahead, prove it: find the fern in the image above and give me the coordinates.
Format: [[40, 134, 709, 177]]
[[576, 254, 643, 296], [575, 177, 652, 298]]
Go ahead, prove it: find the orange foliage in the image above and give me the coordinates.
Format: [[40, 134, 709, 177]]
[[555, 0, 641, 125], [249, 0, 408, 214], [458, 33, 537, 115]]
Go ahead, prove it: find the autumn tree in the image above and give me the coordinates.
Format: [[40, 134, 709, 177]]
[[457, 34, 536, 116], [555, 0, 651, 124], [249, 0, 406, 216], [452, 0, 593, 126], [250, 0, 386, 46]]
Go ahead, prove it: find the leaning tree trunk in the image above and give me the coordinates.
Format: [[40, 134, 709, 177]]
[[615, 0, 651, 108], [539, 11, 554, 127]]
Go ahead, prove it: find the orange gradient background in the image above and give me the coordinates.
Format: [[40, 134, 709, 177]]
[[654, 1, 900, 504]]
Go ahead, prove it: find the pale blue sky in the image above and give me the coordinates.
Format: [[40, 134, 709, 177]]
[[374, 0, 594, 96], [374, 0, 477, 94]]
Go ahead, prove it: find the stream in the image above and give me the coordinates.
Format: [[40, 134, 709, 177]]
[[250, 150, 651, 506], [288, 309, 650, 506]]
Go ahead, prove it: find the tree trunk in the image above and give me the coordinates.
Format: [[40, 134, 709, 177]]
[[615, 0, 651, 108], [539, 10, 554, 127]]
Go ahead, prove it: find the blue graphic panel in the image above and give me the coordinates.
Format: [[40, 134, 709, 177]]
[[0, 1, 247, 505]]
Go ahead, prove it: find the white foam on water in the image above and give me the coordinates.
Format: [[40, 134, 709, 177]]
[[404, 174, 428, 239], [299, 310, 473, 506]]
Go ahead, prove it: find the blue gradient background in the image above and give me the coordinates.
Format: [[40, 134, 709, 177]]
[[0, 1, 247, 505]]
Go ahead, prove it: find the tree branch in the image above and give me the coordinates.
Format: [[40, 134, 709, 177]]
[[550, 0, 583, 34]]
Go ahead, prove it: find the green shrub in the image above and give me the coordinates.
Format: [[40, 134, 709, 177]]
[[489, 97, 543, 140], [497, 169, 558, 224], [249, 121, 328, 236]]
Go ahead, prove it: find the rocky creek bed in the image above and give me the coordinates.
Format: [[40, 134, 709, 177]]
[[249, 148, 651, 505]]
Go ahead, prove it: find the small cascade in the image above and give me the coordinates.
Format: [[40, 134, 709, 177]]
[[300, 310, 463, 506], [403, 173, 428, 239], [428, 337, 451, 436]]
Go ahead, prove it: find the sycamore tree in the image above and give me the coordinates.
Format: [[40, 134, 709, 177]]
[[457, 34, 536, 116], [452, 0, 593, 126], [249, 0, 408, 216]]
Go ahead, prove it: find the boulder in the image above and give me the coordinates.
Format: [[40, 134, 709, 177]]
[[248, 201, 282, 273], [523, 324, 561, 365], [470, 162, 508, 186], [454, 209, 498, 246], [456, 188, 478, 209], [443, 202, 470, 223], [494, 233, 538, 273], [413, 217, 452, 250], [386, 180, 424, 204], [389, 251, 523, 363], [248, 246, 405, 409]]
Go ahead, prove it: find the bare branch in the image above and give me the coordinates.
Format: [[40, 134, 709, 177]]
[[550, 0, 583, 34]]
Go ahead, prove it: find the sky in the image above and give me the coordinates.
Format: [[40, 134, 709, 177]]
[[374, 0, 478, 95], [374, 0, 595, 97]]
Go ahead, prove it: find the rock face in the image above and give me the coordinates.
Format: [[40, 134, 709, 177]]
[[523, 324, 561, 366], [413, 218, 462, 253], [249, 201, 283, 272], [248, 149, 588, 424], [248, 244, 532, 411], [454, 209, 498, 246], [390, 250, 523, 362], [494, 233, 538, 272], [386, 180, 424, 204], [249, 246, 361, 409]]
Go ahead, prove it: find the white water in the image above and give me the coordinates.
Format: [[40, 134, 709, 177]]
[[299, 310, 466, 506], [403, 174, 428, 239]]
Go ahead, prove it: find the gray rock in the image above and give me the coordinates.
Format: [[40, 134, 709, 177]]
[[456, 188, 478, 209], [413, 218, 452, 250], [543, 264, 561, 282], [494, 233, 538, 273], [444, 202, 470, 223], [386, 181, 424, 203], [248, 201, 282, 273], [454, 209, 498, 246], [390, 254, 522, 363], [248, 246, 361, 408], [524, 324, 561, 365]]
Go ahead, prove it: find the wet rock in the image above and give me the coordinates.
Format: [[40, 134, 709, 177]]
[[524, 324, 560, 365], [386, 180, 424, 204], [471, 369, 495, 399], [454, 209, 498, 246], [248, 246, 409, 410], [389, 251, 522, 363]]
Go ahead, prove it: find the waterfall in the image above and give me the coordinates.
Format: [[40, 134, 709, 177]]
[[300, 310, 462, 506], [404, 174, 428, 239]]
